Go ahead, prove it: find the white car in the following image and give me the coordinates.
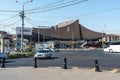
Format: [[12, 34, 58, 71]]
[[34, 49, 52, 58], [104, 45, 120, 53]]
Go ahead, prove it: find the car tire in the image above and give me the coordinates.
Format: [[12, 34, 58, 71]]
[[109, 49, 113, 53]]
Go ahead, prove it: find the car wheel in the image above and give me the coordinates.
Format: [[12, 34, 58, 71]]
[[109, 49, 113, 53]]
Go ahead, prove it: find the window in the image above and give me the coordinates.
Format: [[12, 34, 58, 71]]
[[67, 27, 70, 32]]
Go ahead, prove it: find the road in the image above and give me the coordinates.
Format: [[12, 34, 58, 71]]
[[5, 50, 120, 69]]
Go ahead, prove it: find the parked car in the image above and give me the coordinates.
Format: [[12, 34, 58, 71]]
[[34, 49, 52, 59], [0, 52, 8, 59]]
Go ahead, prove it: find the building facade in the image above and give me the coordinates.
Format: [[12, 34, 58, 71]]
[[32, 19, 104, 41], [30, 19, 105, 48], [104, 34, 120, 42]]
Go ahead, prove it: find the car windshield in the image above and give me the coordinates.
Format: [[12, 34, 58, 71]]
[[38, 50, 49, 53]]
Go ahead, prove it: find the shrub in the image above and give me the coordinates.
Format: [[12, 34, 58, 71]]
[[8, 52, 34, 59]]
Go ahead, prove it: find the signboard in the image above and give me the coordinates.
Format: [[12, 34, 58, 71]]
[[16, 27, 32, 35], [0, 38, 10, 53]]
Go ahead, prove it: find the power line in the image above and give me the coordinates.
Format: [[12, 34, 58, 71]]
[[79, 17, 120, 18], [28, 0, 88, 14], [0, 19, 21, 27], [0, 14, 19, 24], [0, 10, 19, 12], [6, 19, 21, 26], [25, 17, 38, 26], [28, 0, 76, 11], [25, 19, 36, 26], [27, 0, 65, 11], [34, 7, 120, 19], [25, 17, 47, 27], [25, 17, 51, 28], [27, 0, 89, 14], [78, 8, 120, 17], [1, 16, 20, 25]]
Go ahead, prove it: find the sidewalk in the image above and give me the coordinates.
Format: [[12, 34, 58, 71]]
[[0, 67, 119, 80]]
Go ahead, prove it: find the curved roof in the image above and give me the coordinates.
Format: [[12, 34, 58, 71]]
[[57, 20, 78, 28], [80, 25, 103, 40], [32, 19, 104, 41]]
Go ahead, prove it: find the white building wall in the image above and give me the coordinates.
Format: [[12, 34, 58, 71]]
[[104, 34, 120, 42]]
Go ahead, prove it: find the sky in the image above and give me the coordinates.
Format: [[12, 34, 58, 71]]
[[0, 0, 120, 34]]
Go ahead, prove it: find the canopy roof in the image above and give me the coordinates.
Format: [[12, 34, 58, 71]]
[[32, 19, 104, 41]]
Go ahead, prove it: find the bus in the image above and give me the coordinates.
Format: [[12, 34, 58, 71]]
[[104, 42, 120, 53]]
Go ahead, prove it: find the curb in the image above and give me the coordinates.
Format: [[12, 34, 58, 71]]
[[110, 69, 120, 73]]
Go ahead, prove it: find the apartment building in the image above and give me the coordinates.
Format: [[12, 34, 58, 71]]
[[104, 34, 120, 42]]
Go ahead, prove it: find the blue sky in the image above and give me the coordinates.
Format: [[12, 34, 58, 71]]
[[0, 0, 120, 34]]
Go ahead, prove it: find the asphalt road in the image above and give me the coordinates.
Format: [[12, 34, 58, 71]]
[[4, 50, 120, 69]]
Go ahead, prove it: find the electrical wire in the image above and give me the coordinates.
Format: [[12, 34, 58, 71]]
[[1, 16, 20, 25], [27, 0, 76, 11], [0, 10, 19, 13], [0, 14, 19, 24], [25, 17, 40, 25], [25, 17, 51, 28], [27, 0, 88, 14], [78, 8, 120, 17], [25, 18, 37, 26], [27, 0, 65, 11], [0, 19, 21, 27], [6, 19, 21, 26], [33, 7, 120, 19], [28, 0, 88, 13]]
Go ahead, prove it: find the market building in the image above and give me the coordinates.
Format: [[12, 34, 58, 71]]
[[30, 19, 105, 49]]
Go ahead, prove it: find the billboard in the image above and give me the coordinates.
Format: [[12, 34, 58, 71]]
[[16, 27, 32, 35]]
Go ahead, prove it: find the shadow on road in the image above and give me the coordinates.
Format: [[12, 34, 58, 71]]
[[5, 60, 16, 63], [37, 57, 59, 60], [0, 60, 16, 63]]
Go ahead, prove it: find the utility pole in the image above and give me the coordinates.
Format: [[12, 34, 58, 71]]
[[16, 0, 33, 54], [102, 24, 106, 50], [19, 5, 24, 54], [38, 26, 40, 48]]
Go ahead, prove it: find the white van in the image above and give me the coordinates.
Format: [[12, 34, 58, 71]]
[[104, 45, 120, 53]]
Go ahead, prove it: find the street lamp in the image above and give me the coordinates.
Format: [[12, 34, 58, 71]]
[[16, 0, 33, 54]]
